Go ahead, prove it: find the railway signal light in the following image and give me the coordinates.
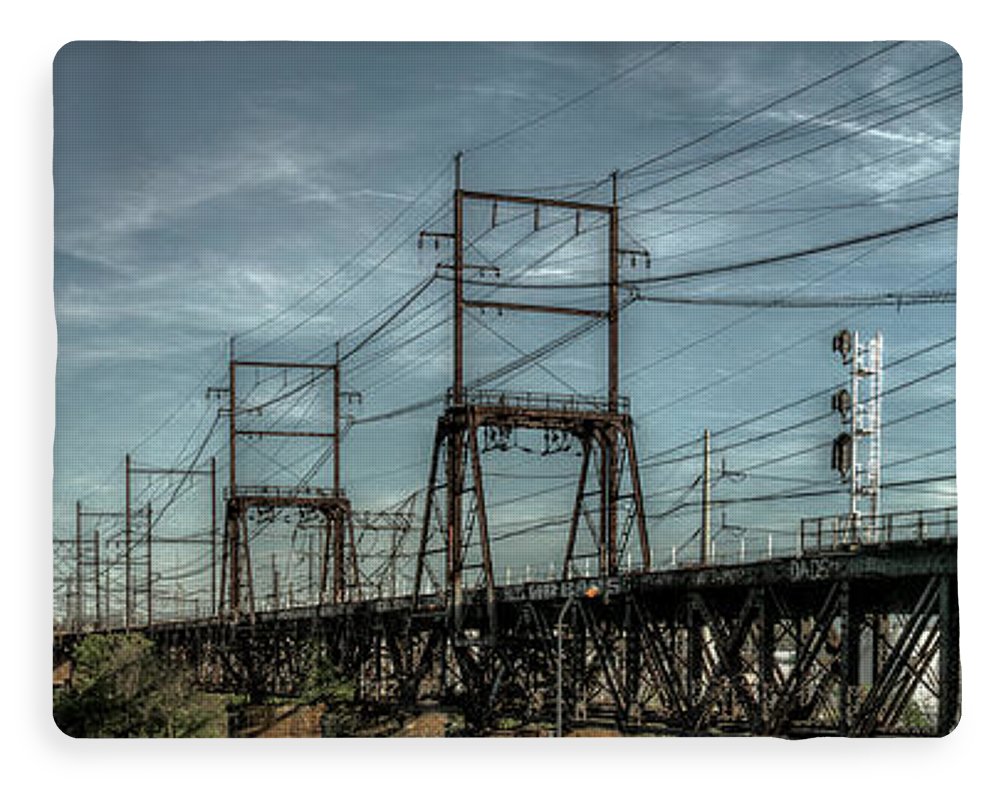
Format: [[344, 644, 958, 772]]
[[832, 388, 852, 421], [833, 328, 852, 363], [832, 432, 853, 482]]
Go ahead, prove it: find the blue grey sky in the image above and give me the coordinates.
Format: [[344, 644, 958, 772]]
[[53, 41, 959, 614]]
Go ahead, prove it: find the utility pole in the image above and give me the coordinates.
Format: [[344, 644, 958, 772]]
[[271, 554, 278, 610], [308, 531, 315, 603], [210, 456, 216, 617], [449, 150, 465, 622], [701, 430, 712, 565], [64, 575, 72, 629], [606, 171, 620, 577], [75, 500, 83, 629], [125, 453, 132, 631], [228, 336, 239, 615], [333, 341, 344, 603], [93, 529, 101, 630], [146, 502, 153, 627]]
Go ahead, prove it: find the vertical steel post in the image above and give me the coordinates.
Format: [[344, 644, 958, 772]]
[[468, 415, 496, 634], [333, 342, 345, 602], [598, 437, 608, 576], [701, 430, 711, 565], [307, 531, 315, 604], [413, 424, 443, 607], [687, 597, 703, 706], [146, 502, 153, 627], [453, 152, 464, 406], [125, 453, 132, 631], [556, 594, 576, 737], [65, 575, 72, 629], [241, 508, 255, 623], [839, 581, 859, 734], [624, 423, 651, 571], [319, 508, 332, 605], [210, 456, 216, 617], [937, 574, 960, 735], [93, 529, 101, 630], [563, 437, 592, 579], [757, 588, 773, 732], [850, 332, 859, 538], [335, 342, 341, 495], [229, 343, 240, 615], [607, 173, 620, 575], [271, 553, 279, 611], [449, 152, 465, 620], [75, 500, 82, 630]]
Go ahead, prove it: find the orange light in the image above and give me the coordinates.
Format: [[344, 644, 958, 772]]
[[584, 586, 601, 599]]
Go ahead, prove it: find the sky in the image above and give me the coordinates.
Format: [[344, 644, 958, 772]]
[[52, 41, 959, 620]]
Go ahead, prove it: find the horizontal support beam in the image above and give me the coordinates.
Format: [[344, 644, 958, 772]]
[[129, 467, 214, 476], [464, 298, 606, 319], [234, 497, 349, 510], [76, 511, 129, 518], [461, 189, 613, 215], [233, 360, 337, 370], [235, 430, 336, 439]]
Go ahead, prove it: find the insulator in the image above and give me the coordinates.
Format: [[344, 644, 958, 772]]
[[630, 255, 636, 268], [575, 210, 581, 235], [434, 238, 439, 251], [534, 205, 540, 231], [645, 253, 651, 270], [491, 201, 498, 228], [417, 235, 424, 250]]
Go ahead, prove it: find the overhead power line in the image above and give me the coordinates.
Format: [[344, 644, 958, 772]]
[[623, 41, 906, 176], [466, 43, 679, 154], [636, 290, 955, 309]]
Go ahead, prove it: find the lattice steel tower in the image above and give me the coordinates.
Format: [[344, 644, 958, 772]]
[[832, 329, 883, 540]]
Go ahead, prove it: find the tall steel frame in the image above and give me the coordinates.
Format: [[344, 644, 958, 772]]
[[220, 357, 353, 620], [413, 156, 651, 639]]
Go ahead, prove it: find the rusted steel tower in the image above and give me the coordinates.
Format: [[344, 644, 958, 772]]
[[413, 156, 651, 636], [219, 357, 355, 621]]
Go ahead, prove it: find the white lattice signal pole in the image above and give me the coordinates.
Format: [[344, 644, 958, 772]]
[[833, 330, 883, 542]]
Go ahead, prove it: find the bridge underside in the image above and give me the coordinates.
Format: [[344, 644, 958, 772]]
[[55, 539, 958, 737]]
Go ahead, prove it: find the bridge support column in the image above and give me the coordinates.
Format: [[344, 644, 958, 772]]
[[839, 581, 861, 735], [624, 600, 641, 725], [937, 574, 960, 735], [686, 597, 703, 710], [756, 589, 774, 733]]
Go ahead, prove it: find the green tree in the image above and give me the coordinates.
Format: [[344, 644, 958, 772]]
[[54, 634, 223, 737]]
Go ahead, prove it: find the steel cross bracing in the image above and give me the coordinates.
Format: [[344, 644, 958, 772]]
[[53, 169, 959, 736], [55, 535, 958, 737], [220, 354, 360, 619], [414, 161, 651, 644]]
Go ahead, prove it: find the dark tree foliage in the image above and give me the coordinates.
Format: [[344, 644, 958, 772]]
[[54, 634, 222, 738]]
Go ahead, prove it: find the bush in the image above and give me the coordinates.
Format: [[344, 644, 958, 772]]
[[54, 634, 223, 737]]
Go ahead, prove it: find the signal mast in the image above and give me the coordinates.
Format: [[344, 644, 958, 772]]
[[831, 329, 883, 542]]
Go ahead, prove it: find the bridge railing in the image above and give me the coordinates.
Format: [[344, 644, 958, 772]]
[[799, 506, 957, 554], [449, 388, 630, 414]]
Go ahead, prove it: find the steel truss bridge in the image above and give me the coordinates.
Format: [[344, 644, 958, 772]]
[[54, 175, 959, 736], [55, 508, 958, 737]]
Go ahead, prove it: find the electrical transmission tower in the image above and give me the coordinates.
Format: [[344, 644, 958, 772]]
[[832, 329, 884, 542], [412, 154, 651, 639], [215, 349, 358, 621]]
